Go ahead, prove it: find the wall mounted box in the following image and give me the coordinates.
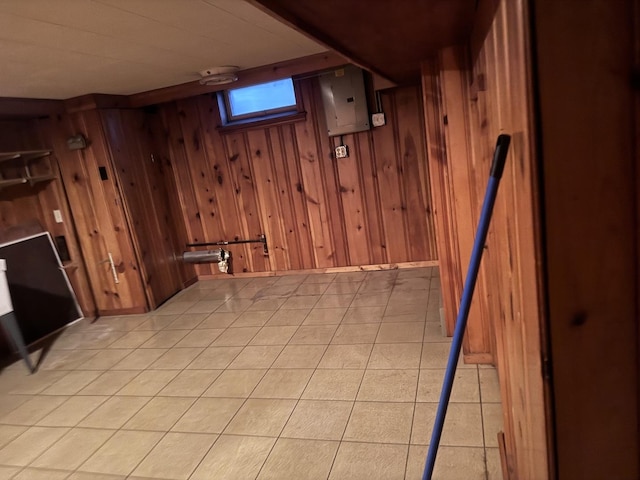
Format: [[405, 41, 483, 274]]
[[319, 65, 370, 136]]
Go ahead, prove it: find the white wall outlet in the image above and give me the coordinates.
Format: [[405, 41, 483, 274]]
[[335, 145, 349, 159], [372, 112, 386, 127], [53, 209, 63, 223]]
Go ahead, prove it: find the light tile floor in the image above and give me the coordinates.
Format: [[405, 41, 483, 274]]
[[0, 268, 503, 479]]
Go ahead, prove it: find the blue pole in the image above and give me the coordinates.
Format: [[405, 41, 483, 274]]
[[422, 134, 511, 480]]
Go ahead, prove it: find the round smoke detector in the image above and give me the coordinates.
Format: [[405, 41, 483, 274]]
[[198, 66, 239, 85]]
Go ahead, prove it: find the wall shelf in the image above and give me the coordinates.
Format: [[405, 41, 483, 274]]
[[0, 149, 56, 190]]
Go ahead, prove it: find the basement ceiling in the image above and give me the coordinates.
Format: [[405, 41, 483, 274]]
[[0, 0, 327, 99], [252, 0, 477, 84]]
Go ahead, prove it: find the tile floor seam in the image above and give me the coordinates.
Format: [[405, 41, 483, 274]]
[[477, 365, 491, 480], [325, 285, 387, 480], [252, 284, 351, 480]]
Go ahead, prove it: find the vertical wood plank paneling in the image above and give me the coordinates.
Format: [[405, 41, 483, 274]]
[[355, 133, 387, 264], [422, 0, 550, 477], [195, 94, 256, 272], [371, 93, 411, 263], [158, 79, 437, 275], [334, 133, 371, 266]]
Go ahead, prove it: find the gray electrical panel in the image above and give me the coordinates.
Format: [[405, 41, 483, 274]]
[[319, 65, 370, 137]]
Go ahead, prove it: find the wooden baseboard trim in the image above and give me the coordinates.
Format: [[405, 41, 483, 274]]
[[498, 431, 511, 480], [183, 277, 198, 288], [196, 261, 439, 280], [463, 352, 494, 365]]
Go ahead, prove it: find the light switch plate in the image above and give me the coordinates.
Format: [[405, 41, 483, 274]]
[[53, 209, 63, 223]]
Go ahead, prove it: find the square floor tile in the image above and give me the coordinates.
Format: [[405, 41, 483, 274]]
[[132, 432, 217, 479], [351, 292, 390, 307], [224, 398, 296, 436], [107, 330, 155, 349], [31, 427, 113, 470], [323, 283, 360, 295], [281, 400, 352, 441], [190, 435, 275, 480], [384, 303, 427, 318], [421, 342, 475, 369], [302, 369, 364, 400], [483, 403, 504, 447], [78, 371, 139, 395], [0, 425, 27, 449], [295, 284, 329, 296], [79, 396, 150, 429], [0, 466, 20, 479], [159, 369, 222, 397], [0, 426, 68, 466], [411, 403, 483, 446], [247, 298, 286, 311], [281, 295, 320, 309], [112, 348, 167, 370], [175, 329, 224, 348], [357, 369, 419, 402], [135, 316, 178, 331], [265, 309, 310, 326], [417, 369, 480, 402], [368, 343, 422, 369], [37, 395, 108, 427], [228, 345, 283, 369], [303, 308, 347, 325], [116, 370, 179, 396], [67, 472, 125, 480], [80, 350, 134, 370], [79, 430, 163, 476], [41, 371, 101, 395], [250, 326, 298, 345], [315, 294, 354, 308], [184, 300, 225, 314], [376, 322, 424, 343], [212, 327, 260, 346], [486, 447, 503, 480], [329, 442, 407, 480], [318, 344, 373, 369], [186, 346, 242, 369], [303, 273, 335, 284], [7, 370, 68, 395], [12, 468, 71, 480], [406, 444, 487, 480], [124, 397, 195, 431], [165, 313, 209, 330], [197, 312, 240, 329], [251, 369, 314, 399], [258, 438, 338, 480], [1, 395, 68, 425], [0, 427, 69, 466], [331, 324, 380, 344], [344, 402, 413, 444], [149, 348, 204, 369], [232, 311, 275, 328], [342, 306, 385, 324], [140, 330, 190, 349], [203, 369, 266, 398], [271, 345, 327, 369], [479, 368, 502, 402], [172, 397, 244, 434], [289, 325, 338, 344]]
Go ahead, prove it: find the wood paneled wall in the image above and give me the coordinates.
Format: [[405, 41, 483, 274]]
[[159, 79, 437, 275], [101, 108, 195, 308], [49, 110, 148, 315], [421, 0, 549, 476], [534, 0, 639, 478], [0, 119, 96, 317]]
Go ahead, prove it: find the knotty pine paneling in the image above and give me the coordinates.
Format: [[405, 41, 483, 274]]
[[0, 119, 96, 318], [421, 0, 549, 477], [159, 79, 437, 275]]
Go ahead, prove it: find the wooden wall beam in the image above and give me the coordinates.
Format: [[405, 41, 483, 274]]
[[0, 97, 64, 118]]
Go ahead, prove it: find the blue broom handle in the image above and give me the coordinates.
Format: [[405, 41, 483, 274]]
[[422, 134, 511, 480]]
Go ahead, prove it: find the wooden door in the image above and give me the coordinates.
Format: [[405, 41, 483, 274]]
[[50, 110, 148, 315], [101, 109, 187, 308]]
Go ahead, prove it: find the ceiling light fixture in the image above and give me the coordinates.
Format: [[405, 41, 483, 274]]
[[198, 66, 239, 85]]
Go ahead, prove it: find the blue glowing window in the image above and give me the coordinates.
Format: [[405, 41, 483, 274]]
[[225, 78, 298, 120]]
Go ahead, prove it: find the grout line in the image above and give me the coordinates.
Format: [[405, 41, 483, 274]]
[[477, 366, 490, 480]]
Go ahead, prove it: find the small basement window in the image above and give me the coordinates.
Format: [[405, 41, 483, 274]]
[[220, 78, 303, 128]]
